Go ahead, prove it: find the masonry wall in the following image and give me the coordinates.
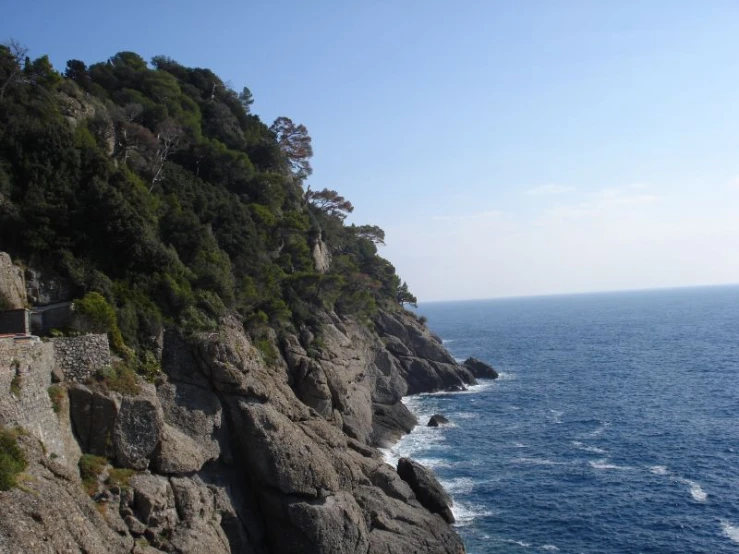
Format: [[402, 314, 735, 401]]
[[0, 338, 67, 460], [51, 334, 111, 382]]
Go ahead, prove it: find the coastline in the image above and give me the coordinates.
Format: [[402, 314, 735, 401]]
[[380, 380, 499, 527]]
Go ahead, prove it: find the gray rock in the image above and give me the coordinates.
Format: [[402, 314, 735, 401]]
[[113, 385, 164, 469], [428, 414, 450, 427], [397, 458, 455, 524], [0, 252, 26, 309], [463, 357, 499, 379], [68, 385, 118, 457]]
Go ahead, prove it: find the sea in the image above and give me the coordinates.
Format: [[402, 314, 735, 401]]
[[382, 285, 739, 554]]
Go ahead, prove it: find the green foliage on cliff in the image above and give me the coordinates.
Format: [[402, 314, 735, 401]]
[[0, 42, 418, 370], [0, 426, 27, 491]]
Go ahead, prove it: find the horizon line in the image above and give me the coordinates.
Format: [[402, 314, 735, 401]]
[[417, 281, 739, 305]]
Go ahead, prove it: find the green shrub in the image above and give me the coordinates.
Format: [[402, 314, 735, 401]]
[[78, 454, 107, 495], [106, 467, 135, 489], [47, 385, 65, 413], [0, 427, 28, 491], [73, 292, 126, 352], [94, 362, 140, 395], [254, 337, 278, 366]]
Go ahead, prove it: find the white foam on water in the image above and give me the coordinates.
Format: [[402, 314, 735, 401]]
[[417, 457, 452, 469], [454, 357, 465, 363], [540, 545, 559, 552], [721, 520, 739, 544], [589, 459, 632, 471], [514, 457, 568, 466], [585, 421, 610, 438], [649, 465, 670, 476], [441, 477, 476, 495], [451, 502, 494, 527], [679, 479, 707, 502], [549, 409, 563, 424], [502, 538, 532, 547], [513, 442, 529, 448], [572, 441, 607, 454], [496, 371, 516, 381], [442, 338, 457, 344]]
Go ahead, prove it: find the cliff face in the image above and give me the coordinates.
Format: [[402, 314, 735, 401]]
[[0, 303, 477, 554]]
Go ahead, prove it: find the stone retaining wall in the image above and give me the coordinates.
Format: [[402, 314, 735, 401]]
[[0, 337, 67, 459], [52, 334, 111, 382]]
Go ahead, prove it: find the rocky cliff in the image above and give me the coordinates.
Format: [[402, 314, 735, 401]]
[[0, 281, 487, 553]]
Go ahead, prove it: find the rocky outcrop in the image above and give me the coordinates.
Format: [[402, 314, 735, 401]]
[[463, 357, 499, 379], [1, 307, 476, 554], [312, 238, 332, 273], [428, 414, 450, 427], [0, 252, 26, 309], [397, 457, 455, 524]]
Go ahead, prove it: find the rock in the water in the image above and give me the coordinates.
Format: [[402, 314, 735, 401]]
[[427, 414, 450, 427], [463, 357, 499, 379], [445, 384, 466, 392], [397, 458, 455, 523]]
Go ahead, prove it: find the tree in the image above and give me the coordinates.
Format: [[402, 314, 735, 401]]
[[0, 39, 28, 99], [396, 281, 417, 307], [150, 119, 184, 188], [305, 187, 354, 220], [269, 116, 313, 178], [239, 87, 254, 114], [353, 224, 385, 246]]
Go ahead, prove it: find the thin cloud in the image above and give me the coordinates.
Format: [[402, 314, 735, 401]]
[[526, 184, 576, 196], [542, 185, 659, 222]]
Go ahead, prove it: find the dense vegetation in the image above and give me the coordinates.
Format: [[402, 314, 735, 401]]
[[0, 42, 417, 370]]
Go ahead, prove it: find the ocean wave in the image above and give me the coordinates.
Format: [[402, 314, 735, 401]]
[[540, 545, 560, 552], [441, 476, 476, 495], [549, 409, 564, 424], [496, 371, 516, 380], [513, 457, 568, 466], [502, 538, 532, 547], [679, 478, 707, 502], [572, 441, 607, 454], [584, 421, 610, 438], [451, 501, 494, 527], [721, 520, 739, 544], [442, 338, 457, 344], [649, 465, 670, 475], [589, 459, 632, 471]]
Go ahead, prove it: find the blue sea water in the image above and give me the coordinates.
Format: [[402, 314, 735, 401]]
[[384, 286, 739, 553]]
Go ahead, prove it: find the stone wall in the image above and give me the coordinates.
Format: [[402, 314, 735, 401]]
[[0, 337, 67, 460], [52, 334, 111, 382]]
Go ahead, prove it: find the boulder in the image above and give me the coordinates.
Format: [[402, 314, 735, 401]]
[[113, 386, 164, 470], [397, 458, 454, 524], [68, 385, 118, 457], [427, 414, 450, 427], [0, 252, 26, 309], [463, 357, 499, 379]]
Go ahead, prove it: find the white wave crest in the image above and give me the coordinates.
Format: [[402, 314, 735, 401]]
[[513, 457, 567, 466], [502, 538, 532, 547], [585, 421, 610, 438], [572, 441, 606, 454], [680, 479, 707, 502], [649, 465, 669, 475], [496, 371, 516, 381], [589, 459, 631, 471], [540, 545, 559, 551], [451, 502, 494, 527], [721, 520, 739, 544], [441, 477, 476, 495]]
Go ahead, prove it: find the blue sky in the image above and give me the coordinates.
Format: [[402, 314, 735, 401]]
[[4, 1, 739, 300]]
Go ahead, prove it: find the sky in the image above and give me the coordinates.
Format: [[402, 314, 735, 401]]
[[4, 1, 739, 301]]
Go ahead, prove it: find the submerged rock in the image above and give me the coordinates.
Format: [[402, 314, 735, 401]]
[[427, 414, 450, 427]]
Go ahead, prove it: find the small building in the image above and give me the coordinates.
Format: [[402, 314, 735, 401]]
[[0, 309, 31, 335], [30, 302, 74, 335]]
